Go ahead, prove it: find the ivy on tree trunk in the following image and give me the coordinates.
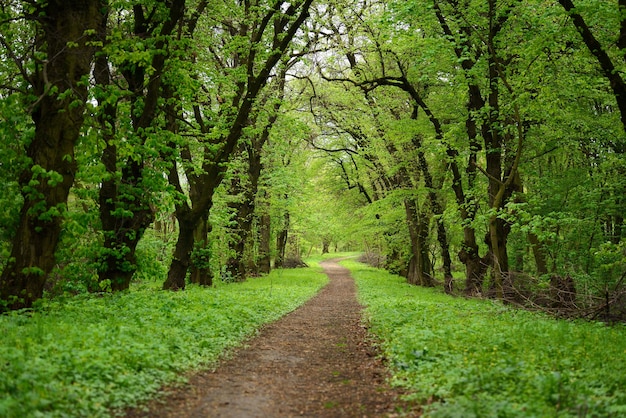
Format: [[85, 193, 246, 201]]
[[0, 0, 102, 310]]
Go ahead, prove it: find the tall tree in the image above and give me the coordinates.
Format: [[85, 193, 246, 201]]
[[0, 1, 103, 310], [225, 62, 288, 280], [95, 0, 187, 291], [163, 0, 314, 290]]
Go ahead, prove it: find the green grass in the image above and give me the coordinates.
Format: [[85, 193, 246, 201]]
[[342, 259, 626, 417], [0, 267, 327, 418]]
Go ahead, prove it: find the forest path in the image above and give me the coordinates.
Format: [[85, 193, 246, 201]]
[[125, 259, 417, 417]]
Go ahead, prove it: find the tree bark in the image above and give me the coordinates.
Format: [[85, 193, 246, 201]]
[[99, 160, 155, 291], [163, 215, 196, 290], [190, 213, 213, 286], [225, 110, 273, 280], [482, 0, 524, 298], [275, 210, 290, 269], [411, 124, 453, 286], [322, 239, 330, 254], [404, 199, 434, 287], [258, 209, 272, 274], [225, 198, 253, 282], [528, 232, 549, 276], [460, 245, 489, 296], [0, 0, 102, 310]]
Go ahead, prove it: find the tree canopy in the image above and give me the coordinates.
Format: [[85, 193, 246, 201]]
[[0, 0, 624, 319]]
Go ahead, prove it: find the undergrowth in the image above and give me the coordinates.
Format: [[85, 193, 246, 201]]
[[0, 267, 327, 417], [343, 260, 626, 417]]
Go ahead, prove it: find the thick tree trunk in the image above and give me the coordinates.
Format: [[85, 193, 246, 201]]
[[460, 244, 489, 296], [190, 213, 213, 286], [163, 215, 196, 290], [225, 178, 249, 282], [226, 227, 247, 282], [0, 1, 101, 310], [487, 216, 509, 298], [434, 1, 491, 295], [483, 2, 521, 298], [98, 160, 154, 291]]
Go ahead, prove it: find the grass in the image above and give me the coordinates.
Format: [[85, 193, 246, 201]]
[[0, 267, 327, 418], [342, 259, 626, 417]]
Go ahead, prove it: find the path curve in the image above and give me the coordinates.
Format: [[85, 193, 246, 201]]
[[125, 259, 415, 417]]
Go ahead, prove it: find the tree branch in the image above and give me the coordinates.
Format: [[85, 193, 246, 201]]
[[558, 0, 626, 132]]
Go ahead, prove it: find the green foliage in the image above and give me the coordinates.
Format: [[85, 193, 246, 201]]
[[133, 229, 175, 284], [0, 92, 32, 257], [190, 242, 212, 271], [0, 266, 327, 417], [345, 260, 626, 417]]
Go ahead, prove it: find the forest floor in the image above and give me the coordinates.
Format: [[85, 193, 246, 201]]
[[124, 259, 419, 417]]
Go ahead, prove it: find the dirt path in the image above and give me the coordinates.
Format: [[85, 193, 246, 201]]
[[125, 259, 417, 417]]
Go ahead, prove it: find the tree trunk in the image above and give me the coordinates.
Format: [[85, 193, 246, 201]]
[[225, 139, 264, 281], [0, 0, 101, 310], [483, 0, 522, 298], [190, 213, 213, 286], [528, 231, 549, 276], [322, 239, 330, 254], [258, 210, 271, 274], [460, 244, 489, 296], [413, 132, 453, 286], [163, 215, 196, 290], [226, 227, 248, 282], [98, 160, 154, 291], [404, 199, 434, 287], [97, 0, 185, 291], [225, 177, 248, 282], [487, 216, 509, 298], [93, 7, 129, 292], [434, 1, 488, 295], [275, 210, 289, 268]]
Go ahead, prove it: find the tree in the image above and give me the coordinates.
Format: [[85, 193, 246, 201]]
[[95, 0, 186, 291], [557, 0, 626, 134], [163, 0, 315, 290], [0, 1, 103, 310], [224, 62, 288, 280]]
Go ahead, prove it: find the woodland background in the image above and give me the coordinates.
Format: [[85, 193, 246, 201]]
[[0, 0, 625, 319]]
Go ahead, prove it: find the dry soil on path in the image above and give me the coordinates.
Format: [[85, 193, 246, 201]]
[[125, 259, 418, 417]]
